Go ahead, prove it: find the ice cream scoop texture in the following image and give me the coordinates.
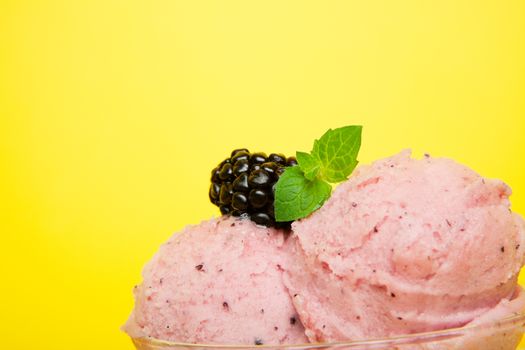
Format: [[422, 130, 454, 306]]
[[284, 150, 525, 341], [124, 216, 308, 345], [125, 150, 525, 347]]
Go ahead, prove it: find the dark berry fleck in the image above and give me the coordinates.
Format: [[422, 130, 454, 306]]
[[290, 317, 296, 325], [254, 338, 264, 346], [195, 264, 204, 271]]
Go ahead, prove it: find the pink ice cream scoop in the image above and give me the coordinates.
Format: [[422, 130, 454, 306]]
[[123, 216, 308, 345], [284, 150, 525, 342]]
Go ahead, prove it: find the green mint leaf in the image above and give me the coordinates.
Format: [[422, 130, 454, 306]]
[[274, 166, 331, 222], [274, 125, 362, 222], [296, 151, 321, 181], [311, 125, 362, 183]]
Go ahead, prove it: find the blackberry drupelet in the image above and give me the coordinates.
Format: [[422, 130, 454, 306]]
[[209, 149, 297, 228]]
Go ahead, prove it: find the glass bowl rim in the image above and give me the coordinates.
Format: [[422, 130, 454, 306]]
[[130, 311, 525, 349]]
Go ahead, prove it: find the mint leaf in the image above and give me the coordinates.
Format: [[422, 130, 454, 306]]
[[274, 166, 331, 222], [274, 125, 362, 222], [312, 125, 362, 183], [296, 151, 321, 181]]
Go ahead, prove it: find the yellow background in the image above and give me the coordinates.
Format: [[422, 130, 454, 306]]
[[1, 1, 525, 349]]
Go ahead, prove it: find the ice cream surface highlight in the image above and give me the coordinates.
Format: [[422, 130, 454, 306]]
[[124, 216, 308, 345], [284, 150, 525, 342]]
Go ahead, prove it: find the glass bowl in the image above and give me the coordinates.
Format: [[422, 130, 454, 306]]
[[130, 312, 525, 350]]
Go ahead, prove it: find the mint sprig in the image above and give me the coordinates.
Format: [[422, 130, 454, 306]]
[[296, 151, 320, 181], [274, 167, 332, 222], [274, 125, 362, 222], [312, 125, 362, 182]]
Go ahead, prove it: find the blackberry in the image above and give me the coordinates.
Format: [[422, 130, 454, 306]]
[[209, 149, 297, 228]]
